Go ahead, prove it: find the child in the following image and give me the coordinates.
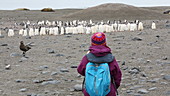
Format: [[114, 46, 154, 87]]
[[77, 32, 122, 96]]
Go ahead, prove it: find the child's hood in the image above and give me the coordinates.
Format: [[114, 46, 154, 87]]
[[89, 45, 111, 57]]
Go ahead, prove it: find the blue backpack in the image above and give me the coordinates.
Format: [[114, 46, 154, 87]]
[[85, 62, 111, 96]]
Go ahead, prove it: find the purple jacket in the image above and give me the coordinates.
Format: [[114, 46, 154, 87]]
[[77, 45, 122, 96]]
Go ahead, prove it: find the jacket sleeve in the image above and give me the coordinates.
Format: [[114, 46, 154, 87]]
[[109, 58, 122, 89], [77, 56, 89, 76]]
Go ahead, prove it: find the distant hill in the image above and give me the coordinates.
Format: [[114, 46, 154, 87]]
[[142, 6, 170, 13], [59, 3, 170, 21]]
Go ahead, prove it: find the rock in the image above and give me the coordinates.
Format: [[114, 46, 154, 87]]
[[5, 64, 11, 70], [15, 79, 25, 83], [69, 88, 75, 92], [65, 35, 72, 37], [163, 75, 170, 81], [75, 38, 79, 40], [33, 80, 42, 83], [132, 37, 142, 41], [162, 57, 168, 60], [140, 72, 147, 77], [133, 94, 142, 96], [26, 93, 37, 96], [51, 72, 58, 76], [46, 48, 55, 54], [60, 68, 69, 72], [70, 65, 77, 68], [0, 51, 3, 54], [53, 54, 64, 57], [156, 35, 160, 38], [10, 53, 21, 57], [122, 66, 128, 70], [146, 60, 151, 63], [19, 57, 28, 61], [0, 35, 4, 38], [166, 25, 170, 28], [19, 88, 27, 92], [160, 82, 168, 85], [147, 78, 160, 83], [137, 88, 149, 94], [129, 67, 141, 74], [160, 62, 170, 65], [148, 87, 157, 91], [0, 90, 3, 94], [41, 80, 60, 85], [40, 65, 48, 69], [74, 84, 82, 91], [121, 88, 127, 91], [165, 91, 170, 95], [79, 44, 87, 48], [130, 85, 143, 90], [41, 71, 50, 74], [126, 90, 133, 93], [122, 61, 125, 65], [26, 36, 31, 39], [1, 44, 8, 46]]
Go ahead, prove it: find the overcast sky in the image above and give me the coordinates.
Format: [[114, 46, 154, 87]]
[[1, 0, 170, 10]]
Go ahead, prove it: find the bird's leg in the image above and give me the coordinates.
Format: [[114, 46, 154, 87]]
[[23, 52, 25, 57]]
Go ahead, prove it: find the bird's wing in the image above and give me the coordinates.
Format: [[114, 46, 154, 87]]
[[26, 42, 35, 47], [25, 45, 31, 49]]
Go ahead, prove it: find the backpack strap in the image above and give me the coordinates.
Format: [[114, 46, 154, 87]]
[[111, 76, 119, 95]]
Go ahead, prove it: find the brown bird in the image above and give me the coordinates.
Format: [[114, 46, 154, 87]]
[[20, 41, 31, 57]]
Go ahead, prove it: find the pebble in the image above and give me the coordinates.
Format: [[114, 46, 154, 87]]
[[129, 67, 140, 74], [53, 53, 64, 57], [165, 91, 170, 95], [26, 36, 31, 39], [41, 80, 60, 85], [121, 88, 127, 91], [0, 35, 4, 38], [122, 61, 125, 65], [41, 71, 50, 74], [27, 93, 37, 96], [5, 64, 11, 70], [46, 48, 55, 54], [70, 65, 77, 68], [60, 68, 69, 72], [147, 78, 160, 83], [19, 57, 28, 62], [148, 87, 157, 91], [0, 90, 3, 94], [133, 94, 142, 96], [15, 79, 25, 83], [137, 88, 149, 94], [140, 72, 147, 77], [39, 65, 48, 69], [130, 85, 143, 90], [160, 82, 168, 85], [132, 37, 142, 41], [74, 84, 82, 91], [79, 44, 87, 48], [126, 90, 133, 93], [1, 43, 8, 46], [65, 35, 72, 38], [51, 72, 58, 76], [33, 80, 42, 83], [10, 53, 22, 57], [163, 75, 170, 81], [19, 88, 27, 92]]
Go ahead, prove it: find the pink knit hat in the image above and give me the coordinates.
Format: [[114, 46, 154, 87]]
[[91, 32, 106, 46]]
